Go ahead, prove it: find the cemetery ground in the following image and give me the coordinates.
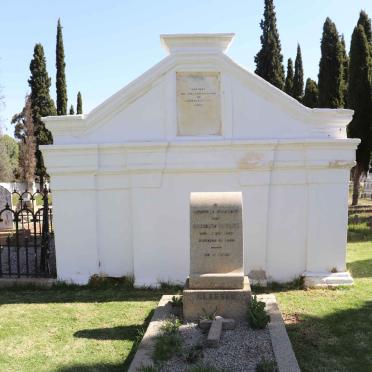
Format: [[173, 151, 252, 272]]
[[0, 200, 370, 372]]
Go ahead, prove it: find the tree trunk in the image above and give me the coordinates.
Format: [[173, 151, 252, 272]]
[[352, 164, 362, 206], [39, 175, 44, 191]]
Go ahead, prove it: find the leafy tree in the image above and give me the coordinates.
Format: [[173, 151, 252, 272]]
[[284, 58, 294, 96], [56, 18, 67, 115], [293, 44, 304, 102], [303, 78, 319, 108], [254, 0, 285, 89], [340, 34, 349, 107], [69, 104, 75, 115], [1, 135, 19, 178], [0, 130, 13, 181], [347, 25, 372, 205], [28, 43, 56, 188], [318, 18, 344, 108], [18, 97, 36, 187], [76, 91, 83, 114]]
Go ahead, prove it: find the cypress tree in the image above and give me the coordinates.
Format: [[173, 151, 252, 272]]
[[76, 91, 83, 114], [347, 25, 372, 205], [56, 18, 67, 115], [340, 35, 349, 107], [318, 18, 344, 108], [28, 43, 56, 188], [358, 10, 372, 43], [284, 58, 294, 97], [303, 78, 319, 108], [293, 44, 304, 102], [69, 105, 75, 115], [254, 0, 285, 89]]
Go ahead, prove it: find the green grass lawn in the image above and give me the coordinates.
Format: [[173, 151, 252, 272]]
[[276, 200, 372, 372], [0, 286, 161, 371]]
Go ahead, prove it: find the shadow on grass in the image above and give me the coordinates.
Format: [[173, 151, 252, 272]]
[[60, 310, 154, 372], [57, 363, 128, 372], [74, 324, 143, 341], [347, 258, 372, 278], [0, 287, 164, 305], [284, 301, 372, 372]]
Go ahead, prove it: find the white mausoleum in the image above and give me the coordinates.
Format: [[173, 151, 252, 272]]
[[41, 34, 359, 286]]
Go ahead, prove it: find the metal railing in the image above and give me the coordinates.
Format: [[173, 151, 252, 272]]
[[0, 187, 55, 278]]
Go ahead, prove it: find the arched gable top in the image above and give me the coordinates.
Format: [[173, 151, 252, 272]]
[[43, 34, 353, 142]]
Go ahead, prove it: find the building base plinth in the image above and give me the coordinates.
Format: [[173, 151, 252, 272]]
[[183, 276, 251, 321], [303, 271, 353, 287]]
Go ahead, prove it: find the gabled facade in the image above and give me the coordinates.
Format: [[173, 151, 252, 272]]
[[41, 34, 359, 286]]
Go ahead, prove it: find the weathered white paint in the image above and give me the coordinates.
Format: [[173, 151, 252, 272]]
[[41, 34, 359, 286]]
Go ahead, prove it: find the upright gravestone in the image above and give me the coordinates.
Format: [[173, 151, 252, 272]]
[[0, 186, 13, 230], [183, 192, 251, 320]]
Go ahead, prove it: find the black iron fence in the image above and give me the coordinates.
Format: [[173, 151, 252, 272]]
[[0, 188, 56, 278]]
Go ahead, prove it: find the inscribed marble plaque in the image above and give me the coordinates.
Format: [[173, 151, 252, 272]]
[[176, 72, 221, 136]]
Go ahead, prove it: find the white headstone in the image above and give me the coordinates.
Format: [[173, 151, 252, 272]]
[[189, 192, 244, 289], [0, 186, 13, 230]]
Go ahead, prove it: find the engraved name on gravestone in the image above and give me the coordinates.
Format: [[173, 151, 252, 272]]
[[176, 72, 221, 136], [189, 192, 244, 289], [0, 186, 13, 230]]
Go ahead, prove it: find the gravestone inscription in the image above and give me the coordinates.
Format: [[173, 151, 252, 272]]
[[189, 192, 244, 289], [183, 192, 251, 320]]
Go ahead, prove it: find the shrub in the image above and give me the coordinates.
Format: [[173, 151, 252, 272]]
[[199, 307, 217, 320], [152, 332, 182, 361], [248, 295, 270, 329], [161, 318, 181, 334], [88, 274, 134, 289], [170, 295, 183, 307], [256, 358, 278, 372], [185, 344, 204, 364]]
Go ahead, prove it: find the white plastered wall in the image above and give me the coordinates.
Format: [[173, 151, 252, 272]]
[[41, 34, 359, 286]]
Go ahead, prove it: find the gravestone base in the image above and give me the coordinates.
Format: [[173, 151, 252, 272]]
[[189, 272, 244, 289], [183, 276, 252, 321]]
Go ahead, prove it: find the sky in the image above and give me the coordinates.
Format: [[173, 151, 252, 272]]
[[0, 0, 371, 136]]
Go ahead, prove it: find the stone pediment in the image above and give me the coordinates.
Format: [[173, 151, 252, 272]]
[[43, 33, 353, 145]]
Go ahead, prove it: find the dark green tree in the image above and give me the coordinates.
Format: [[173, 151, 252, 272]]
[[358, 10, 372, 43], [69, 104, 75, 115], [318, 18, 344, 108], [340, 35, 349, 107], [284, 58, 294, 96], [28, 43, 56, 188], [347, 25, 372, 205], [254, 0, 285, 89], [76, 91, 83, 114], [293, 44, 304, 102], [303, 78, 319, 108], [56, 18, 67, 115]]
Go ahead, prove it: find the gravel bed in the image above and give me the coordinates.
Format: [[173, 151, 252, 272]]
[[160, 320, 275, 372]]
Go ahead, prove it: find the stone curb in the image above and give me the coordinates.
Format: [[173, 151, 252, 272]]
[[0, 278, 57, 288], [128, 295, 173, 372], [258, 294, 301, 372], [129, 294, 300, 372]]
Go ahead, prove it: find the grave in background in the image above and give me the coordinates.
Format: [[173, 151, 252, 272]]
[[0, 186, 13, 230]]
